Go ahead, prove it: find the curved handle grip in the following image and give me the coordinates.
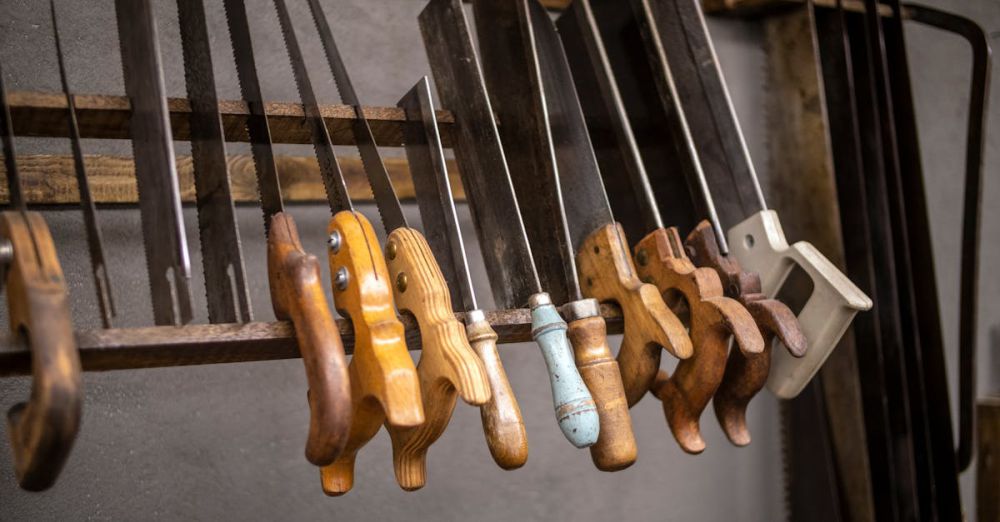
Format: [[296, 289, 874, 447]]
[[3, 211, 81, 491], [566, 308, 636, 470], [576, 223, 692, 406], [466, 311, 529, 469], [635, 228, 763, 454], [320, 211, 422, 496], [728, 211, 871, 398], [531, 295, 599, 448], [384, 227, 490, 490]]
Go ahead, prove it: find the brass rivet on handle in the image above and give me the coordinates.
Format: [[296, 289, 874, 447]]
[[396, 272, 408, 293], [327, 231, 342, 254], [636, 249, 648, 267], [386, 241, 398, 260]]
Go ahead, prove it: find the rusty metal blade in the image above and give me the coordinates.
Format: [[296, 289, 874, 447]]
[[177, 0, 252, 324], [305, 0, 407, 233], [115, 0, 193, 326], [398, 77, 477, 312], [419, 0, 541, 308]]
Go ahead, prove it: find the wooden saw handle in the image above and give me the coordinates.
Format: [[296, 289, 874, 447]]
[[384, 227, 490, 490], [320, 211, 423, 496], [267, 212, 351, 467], [3, 211, 81, 491], [565, 304, 637, 471], [685, 220, 806, 446], [576, 222, 692, 406], [466, 311, 529, 469], [635, 227, 763, 454]]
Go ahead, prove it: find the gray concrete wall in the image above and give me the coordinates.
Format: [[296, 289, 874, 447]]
[[0, 0, 995, 519]]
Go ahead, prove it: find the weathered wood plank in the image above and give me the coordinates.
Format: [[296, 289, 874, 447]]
[[6, 91, 455, 147], [703, 0, 894, 16], [0, 305, 624, 376], [0, 154, 464, 205]]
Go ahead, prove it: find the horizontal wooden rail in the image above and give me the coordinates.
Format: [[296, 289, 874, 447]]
[[0, 306, 624, 377], [6, 91, 454, 147], [0, 154, 464, 205], [704, 0, 897, 16]]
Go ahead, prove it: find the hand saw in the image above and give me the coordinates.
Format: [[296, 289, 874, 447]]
[[473, 0, 638, 470], [556, 0, 806, 453], [176, 0, 252, 325], [625, 0, 871, 399], [420, 0, 599, 449], [400, 76, 528, 471], [223, 0, 351, 468], [0, 57, 81, 492], [49, 0, 116, 329], [302, 0, 489, 493], [114, 0, 193, 326], [269, 0, 423, 495]]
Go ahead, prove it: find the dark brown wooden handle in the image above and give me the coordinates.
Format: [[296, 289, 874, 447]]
[[576, 223, 692, 406], [267, 212, 351, 467], [3, 211, 81, 491], [567, 314, 637, 471], [466, 311, 529, 470]]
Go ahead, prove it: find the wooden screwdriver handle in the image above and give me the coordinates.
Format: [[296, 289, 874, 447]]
[[267, 212, 351, 467], [576, 223, 692, 406], [564, 300, 637, 471], [3, 211, 82, 491], [384, 227, 490, 491], [635, 227, 763, 454], [320, 210, 422, 496], [466, 310, 529, 469], [685, 220, 806, 446]]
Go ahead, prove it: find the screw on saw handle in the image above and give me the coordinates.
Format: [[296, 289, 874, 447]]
[[2, 211, 81, 491], [530, 293, 600, 448], [383, 227, 490, 491], [466, 310, 529, 469], [266, 212, 351, 467], [726, 210, 870, 399], [563, 299, 637, 471], [685, 220, 806, 446], [634, 227, 763, 454], [575, 222, 692, 406], [320, 210, 423, 496]]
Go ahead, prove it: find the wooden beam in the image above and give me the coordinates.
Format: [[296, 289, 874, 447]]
[[703, 0, 895, 17], [6, 91, 455, 147], [0, 306, 624, 376], [0, 154, 465, 205]]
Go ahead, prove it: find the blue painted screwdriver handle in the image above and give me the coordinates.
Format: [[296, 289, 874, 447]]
[[530, 293, 600, 448]]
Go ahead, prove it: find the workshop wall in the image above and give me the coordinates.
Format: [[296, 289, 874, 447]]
[[0, 0, 995, 519]]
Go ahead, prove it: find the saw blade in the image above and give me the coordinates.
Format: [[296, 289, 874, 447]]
[[398, 77, 478, 312], [50, 0, 116, 328], [177, 0, 252, 324], [222, 0, 284, 231], [115, 0, 193, 326], [305, 0, 407, 234]]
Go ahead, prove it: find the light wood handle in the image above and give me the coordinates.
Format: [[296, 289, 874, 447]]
[[635, 227, 763, 454], [3, 211, 81, 491], [567, 314, 637, 471], [384, 227, 490, 490], [320, 211, 422, 496], [576, 222, 692, 406], [466, 312, 529, 470], [267, 212, 350, 467]]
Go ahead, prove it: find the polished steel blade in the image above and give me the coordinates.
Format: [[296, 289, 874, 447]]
[[305, 0, 407, 233], [115, 0, 193, 326], [556, 0, 663, 237], [419, 0, 541, 308], [473, 0, 577, 304], [526, 0, 615, 254], [177, 0, 252, 324], [0, 61, 24, 211], [272, 0, 352, 214], [51, 0, 116, 328], [398, 77, 477, 312], [640, 0, 767, 231], [223, 0, 284, 230]]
